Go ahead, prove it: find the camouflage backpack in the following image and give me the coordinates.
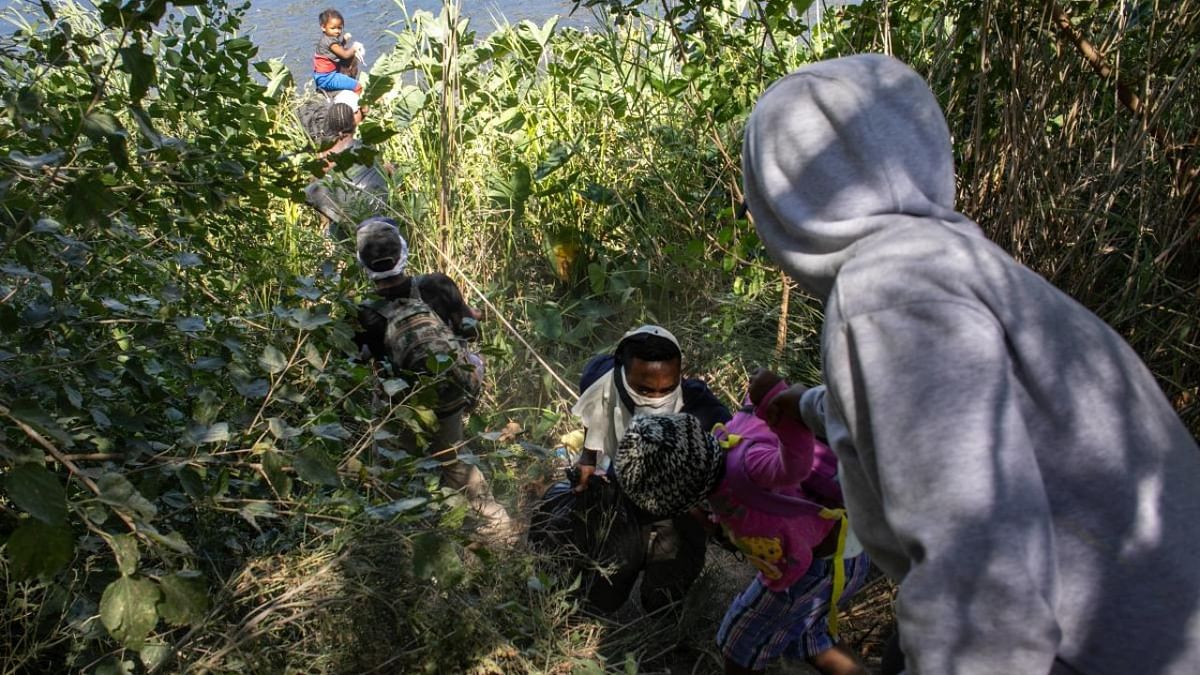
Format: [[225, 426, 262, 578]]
[[371, 284, 481, 417]]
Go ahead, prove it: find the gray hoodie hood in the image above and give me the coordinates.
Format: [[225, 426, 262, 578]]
[[743, 54, 981, 299]]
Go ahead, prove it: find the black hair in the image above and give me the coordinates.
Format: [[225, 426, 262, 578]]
[[616, 333, 681, 365], [375, 273, 472, 335], [413, 273, 472, 334], [325, 102, 356, 137], [319, 8, 344, 26]]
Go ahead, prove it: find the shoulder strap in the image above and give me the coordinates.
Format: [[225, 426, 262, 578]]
[[714, 422, 829, 518]]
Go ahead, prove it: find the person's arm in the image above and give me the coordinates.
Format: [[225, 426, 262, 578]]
[[739, 430, 814, 489], [570, 368, 615, 493], [304, 180, 351, 225], [829, 301, 1061, 674], [328, 39, 357, 60], [574, 448, 600, 492], [763, 382, 828, 440]]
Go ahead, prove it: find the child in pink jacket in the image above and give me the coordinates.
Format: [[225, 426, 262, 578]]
[[616, 370, 870, 675]]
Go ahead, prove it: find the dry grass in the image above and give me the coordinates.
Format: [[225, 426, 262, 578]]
[[165, 522, 607, 674]]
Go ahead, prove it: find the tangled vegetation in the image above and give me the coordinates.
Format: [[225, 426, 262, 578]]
[[1, 0, 1196, 672]]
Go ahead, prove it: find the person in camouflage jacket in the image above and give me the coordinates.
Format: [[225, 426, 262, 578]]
[[355, 217, 512, 540]]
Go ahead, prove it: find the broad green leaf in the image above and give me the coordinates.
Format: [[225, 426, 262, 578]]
[[175, 316, 206, 333], [293, 447, 340, 486], [287, 308, 332, 331], [157, 572, 209, 626], [94, 658, 136, 675], [97, 473, 158, 521], [100, 576, 160, 649], [7, 149, 66, 169], [142, 527, 193, 555], [579, 182, 618, 205], [234, 378, 269, 399], [261, 450, 292, 498], [259, 345, 287, 374], [7, 519, 74, 579], [267, 417, 302, 439], [177, 467, 205, 500], [4, 463, 67, 525], [303, 341, 323, 369], [363, 73, 395, 101], [382, 378, 409, 397], [101, 297, 130, 313], [192, 356, 226, 371], [106, 533, 139, 576], [366, 497, 428, 520], [487, 162, 531, 223], [411, 531, 463, 587], [183, 422, 230, 447], [587, 262, 606, 295], [119, 45, 156, 101], [130, 107, 165, 148], [533, 142, 575, 181], [438, 501, 469, 529], [358, 120, 396, 145], [414, 407, 438, 429], [139, 643, 171, 671], [310, 422, 349, 440], [258, 58, 293, 98], [571, 659, 605, 675], [239, 501, 277, 530], [8, 400, 73, 448], [532, 307, 564, 340]]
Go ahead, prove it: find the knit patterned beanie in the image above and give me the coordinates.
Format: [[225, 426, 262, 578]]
[[615, 413, 723, 518]]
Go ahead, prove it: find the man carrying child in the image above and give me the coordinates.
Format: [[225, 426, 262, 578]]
[[354, 217, 511, 541]]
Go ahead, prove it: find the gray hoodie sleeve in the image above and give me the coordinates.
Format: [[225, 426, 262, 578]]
[[826, 299, 1062, 675], [798, 385, 829, 438]]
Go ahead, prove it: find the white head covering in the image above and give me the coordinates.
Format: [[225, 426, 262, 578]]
[[570, 325, 685, 470], [333, 89, 360, 113], [355, 217, 409, 280]]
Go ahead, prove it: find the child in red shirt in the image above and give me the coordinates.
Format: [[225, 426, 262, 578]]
[[313, 8, 362, 94]]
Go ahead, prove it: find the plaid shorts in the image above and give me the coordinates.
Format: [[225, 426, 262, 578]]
[[717, 551, 872, 671]]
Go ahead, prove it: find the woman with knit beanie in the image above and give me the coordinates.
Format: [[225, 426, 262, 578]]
[[616, 369, 871, 675]]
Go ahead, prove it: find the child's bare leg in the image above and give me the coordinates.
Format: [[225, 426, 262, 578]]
[[807, 643, 869, 675]]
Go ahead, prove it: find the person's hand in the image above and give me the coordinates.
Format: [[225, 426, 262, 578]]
[[573, 464, 596, 493], [351, 41, 364, 55], [747, 368, 783, 406], [763, 382, 808, 426], [573, 464, 609, 493]]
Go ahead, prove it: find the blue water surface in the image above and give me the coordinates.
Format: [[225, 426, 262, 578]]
[[248, 0, 591, 81], [0, 0, 592, 82]]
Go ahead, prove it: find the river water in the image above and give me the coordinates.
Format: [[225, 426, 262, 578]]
[[0, 0, 589, 82], [2, 0, 850, 85], [246, 0, 591, 82]]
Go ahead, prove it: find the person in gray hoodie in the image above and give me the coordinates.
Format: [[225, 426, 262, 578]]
[[745, 54, 1200, 675]]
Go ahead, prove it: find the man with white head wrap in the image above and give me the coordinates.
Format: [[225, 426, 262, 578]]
[[746, 54, 1200, 674], [550, 325, 731, 613]]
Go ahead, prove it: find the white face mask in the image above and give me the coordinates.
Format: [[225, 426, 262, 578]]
[[621, 366, 683, 415]]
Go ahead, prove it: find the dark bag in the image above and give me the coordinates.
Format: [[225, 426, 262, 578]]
[[528, 471, 647, 612], [354, 285, 481, 416], [297, 95, 337, 147]]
